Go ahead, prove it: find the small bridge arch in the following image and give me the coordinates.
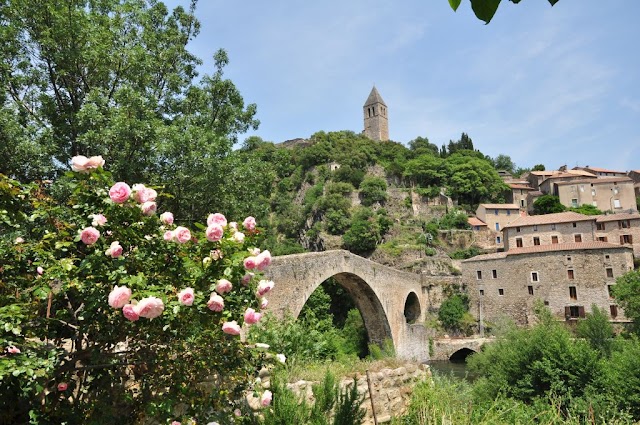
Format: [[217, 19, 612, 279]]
[[263, 250, 435, 360]]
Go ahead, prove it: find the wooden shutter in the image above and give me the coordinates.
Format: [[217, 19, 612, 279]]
[[578, 306, 586, 318], [564, 306, 570, 318]]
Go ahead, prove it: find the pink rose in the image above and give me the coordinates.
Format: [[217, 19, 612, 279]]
[[210, 249, 222, 260], [57, 382, 68, 392], [135, 296, 164, 319], [80, 227, 100, 245], [256, 280, 274, 297], [105, 241, 123, 258], [177, 288, 194, 306], [206, 224, 224, 242], [222, 321, 241, 336], [207, 213, 227, 227], [132, 185, 157, 203], [7, 345, 20, 354], [37, 266, 44, 275], [171, 422, 181, 425], [229, 221, 238, 231], [243, 256, 257, 270], [14, 237, 24, 244], [207, 293, 224, 312], [244, 308, 262, 325], [140, 201, 157, 216], [122, 304, 139, 321], [260, 297, 269, 309], [261, 390, 273, 407], [160, 212, 174, 225], [109, 182, 131, 204], [215, 279, 233, 294], [243, 216, 256, 231], [90, 213, 107, 226], [108, 285, 131, 309], [242, 273, 254, 285], [233, 232, 245, 243], [163, 230, 174, 241], [256, 250, 272, 271], [173, 226, 191, 243], [71, 155, 104, 173]]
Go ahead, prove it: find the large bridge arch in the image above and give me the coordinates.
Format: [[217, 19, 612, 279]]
[[263, 250, 439, 360]]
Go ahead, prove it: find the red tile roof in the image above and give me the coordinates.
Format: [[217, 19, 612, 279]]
[[468, 217, 487, 226], [578, 166, 626, 174], [479, 203, 520, 209], [595, 213, 640, 223], [503, 211, 594, 229], [555, 176, 633, 185], [462, 242, 630, 262], [508, 183, 534, 190]]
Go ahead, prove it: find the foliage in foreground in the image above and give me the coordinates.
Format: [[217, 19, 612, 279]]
[[0, 165, 277, 424]]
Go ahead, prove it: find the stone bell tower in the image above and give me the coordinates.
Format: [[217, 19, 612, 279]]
[[363, 86, 389, 141]]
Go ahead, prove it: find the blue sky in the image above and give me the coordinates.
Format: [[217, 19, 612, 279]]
[[164, 0, 640, 172]]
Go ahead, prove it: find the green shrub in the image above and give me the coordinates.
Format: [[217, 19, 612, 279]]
[[326, 182, 355, 195], [449, 246, 482, 259], [325, 209, 351, 235], [359, 176, 387, 206], [333, 166, 365, 188], [438, 294, 470, 332]]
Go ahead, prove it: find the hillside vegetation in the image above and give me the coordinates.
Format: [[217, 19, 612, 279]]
[[237, 131, 513, 269]]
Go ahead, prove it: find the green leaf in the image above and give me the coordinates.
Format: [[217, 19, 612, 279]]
[[448, 0, 462, 11], [470, 0, 501, 24]]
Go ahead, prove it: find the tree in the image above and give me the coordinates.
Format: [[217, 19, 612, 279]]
[[359, 176, 387, 206], [532, 164, 546, 171], [438, 294, 469, 332], [612, 270, 640, 334], [1, 0, 259, 222], [492, 154, 515, 174], [532, 195, 566, 215], [568, 204, 603, 216], [576, 305, 614, 356], [403, 154, 445, 188], [408, 136, 439, 157], [448, 0, 560, 24], [444, 152, 508, 207]]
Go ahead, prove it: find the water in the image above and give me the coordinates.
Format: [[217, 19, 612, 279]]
[[427, 360, 478, 382]]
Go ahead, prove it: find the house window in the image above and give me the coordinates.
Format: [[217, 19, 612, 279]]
[[610, 305, 618, 318], [476, 270, 482, 280], [531, 272, 539, 282], [507, 210, 511, 216], [516, 227, 521, 233], [533, 225, 538, 232], [613, 187, 619, 195], [533, 237, 540, 246], [516, 238, 523, 248], [574, 234, 582, 243], [496, 236, 501, 244], [620, 234, 633, 244], [551, 224, 556, 230], [566, 306, 584, 319], [498, 288, 504, 296], [572, 222, 577, 228], [528, 286, 534, 295], [571, 198, 578, 207], [551, 235, 559, 244], [606, 268, 614, 278], [591, 189, 596, 196], [598, 236, 608, 242], [597, 222, 605, 230], [614, 199, 621, 209], [605, 254, 610, 260], [492, 269, 498, 279], [520, 200, 525, 208], [495, 210, 499, 215], [569, 286, 577, 300], [607, 285, 614, 298], [566, 256, 572, 262], [479, 289, 484, 296], [619, 220, 631, 229], [495, 223, 500, 231], [567, 269, 575, 280]]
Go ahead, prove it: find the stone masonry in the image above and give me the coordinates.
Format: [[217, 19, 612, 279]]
[[462, 243, 634, 326]]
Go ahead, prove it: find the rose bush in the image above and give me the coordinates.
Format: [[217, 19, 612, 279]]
[[0, 162, 277, 424]]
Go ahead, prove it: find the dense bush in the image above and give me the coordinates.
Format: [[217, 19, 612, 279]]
[[0, 164, 277, 424], [359, 176, 387, 206]]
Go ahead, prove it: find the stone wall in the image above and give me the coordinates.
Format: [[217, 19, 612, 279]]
[[462, 245, 634, 325], [259, 364, 430, 424]]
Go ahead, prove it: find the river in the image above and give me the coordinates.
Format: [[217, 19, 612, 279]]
[[427, 360, 478, 382]]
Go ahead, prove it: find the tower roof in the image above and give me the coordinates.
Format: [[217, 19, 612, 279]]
[[363, 86, 387, 107]]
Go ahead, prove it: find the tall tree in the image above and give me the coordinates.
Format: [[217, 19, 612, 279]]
[[1, 0, 259, 222]]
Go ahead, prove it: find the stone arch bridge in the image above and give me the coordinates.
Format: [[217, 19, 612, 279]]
[[263, 250, 459, 361]]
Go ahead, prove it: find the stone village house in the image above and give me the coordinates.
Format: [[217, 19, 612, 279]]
[[461, 211, 640, 326]]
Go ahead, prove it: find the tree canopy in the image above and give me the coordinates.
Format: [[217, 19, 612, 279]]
[[448, 0, 560, 24]]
